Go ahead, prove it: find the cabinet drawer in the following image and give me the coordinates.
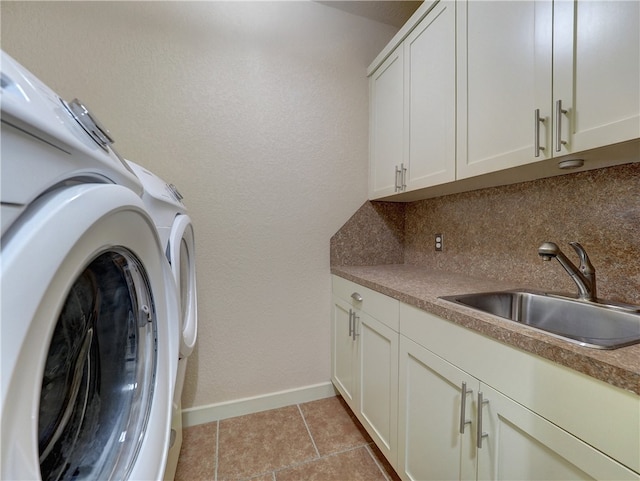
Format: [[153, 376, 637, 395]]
[[332, 275, 399, 331]]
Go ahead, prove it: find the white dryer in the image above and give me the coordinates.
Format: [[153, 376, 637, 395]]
[[0, 52, 179, 480], [126, 160, 198, 480]]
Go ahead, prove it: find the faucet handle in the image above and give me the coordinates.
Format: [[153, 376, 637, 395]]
[[569, 242, 595, 276]]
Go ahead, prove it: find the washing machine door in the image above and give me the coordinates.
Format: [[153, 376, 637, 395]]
[[1, 184, 179, 481], [168, 214, 197, 358]]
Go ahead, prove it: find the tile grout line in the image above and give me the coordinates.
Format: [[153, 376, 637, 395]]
[[364, 443, 393, 481], [296, 403, 321, 458], [269, 443, 373, 479]]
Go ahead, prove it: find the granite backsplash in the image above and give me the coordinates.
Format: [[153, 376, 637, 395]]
[[330, 162, 640, 305]]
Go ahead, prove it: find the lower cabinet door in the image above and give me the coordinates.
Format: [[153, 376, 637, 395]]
[[358, 312, 399, 467], [331, 296, 357, 407], [398, 336, 478, 481], [477, 384, 638, 481]]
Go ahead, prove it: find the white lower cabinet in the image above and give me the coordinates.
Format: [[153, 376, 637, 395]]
[[398, 335, 638, 481], [358, 311, 398, 465], [332, 276, 639, 480], [331, 296, 357, 406], [398, 303, 639, 481], [331, 276, 400, 468], [477, 383, 635, 481], [398, 336, 477, 481]]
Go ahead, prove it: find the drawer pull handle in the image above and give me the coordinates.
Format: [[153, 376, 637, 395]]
[[459, 382, 473, 434], [555, 99, 568, 152], [477, 391, 490, 448], [534, 109, 546, 157], [351, 292, 363, 302], [352, 314, 359, 341]]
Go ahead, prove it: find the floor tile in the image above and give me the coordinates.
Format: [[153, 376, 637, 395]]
[[217, 405, 317, 480], [175, 421, 217, 481], [275, 446, 387, 481], [299, 396, 372, 456]]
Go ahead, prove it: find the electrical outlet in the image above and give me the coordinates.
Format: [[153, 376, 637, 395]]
[[435, 233, 443, 252]]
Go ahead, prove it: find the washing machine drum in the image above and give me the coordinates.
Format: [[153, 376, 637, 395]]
[[1, 184, 177, 481]]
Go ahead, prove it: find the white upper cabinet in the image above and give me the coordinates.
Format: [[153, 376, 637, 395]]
[[457, 0, 640, 180], [404, 1, 456, 191], [369, 1, 456, 199], [369, 47, 404, 198], [369, 0, 640, 199], [553, 0, 640, 155], [456, 0, 553, 179]]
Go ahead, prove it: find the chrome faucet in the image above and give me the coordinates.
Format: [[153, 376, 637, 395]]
[[538, 241, 597, 301]]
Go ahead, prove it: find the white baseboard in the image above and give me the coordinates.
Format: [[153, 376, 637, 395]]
[[181, 381, 338, 427]]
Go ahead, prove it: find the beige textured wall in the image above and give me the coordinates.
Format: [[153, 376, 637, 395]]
[[1, 1, 397, 408]]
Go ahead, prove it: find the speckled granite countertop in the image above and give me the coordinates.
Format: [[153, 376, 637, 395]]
[[331, 264, 640, 396]]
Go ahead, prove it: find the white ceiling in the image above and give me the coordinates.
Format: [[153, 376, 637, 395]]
[[317, 1, 423, 28]]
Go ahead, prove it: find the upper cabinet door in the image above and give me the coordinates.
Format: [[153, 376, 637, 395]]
[[370, 47, 404, 199], [553, 0, 640, 155], [405, 0, 456, 191], [456, 0, 553, 179]]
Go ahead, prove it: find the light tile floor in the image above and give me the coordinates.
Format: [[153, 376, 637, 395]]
[[175, 396, 401, 481]]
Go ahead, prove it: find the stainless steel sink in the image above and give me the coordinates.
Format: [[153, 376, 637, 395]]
[[440, 290, 640, 349]]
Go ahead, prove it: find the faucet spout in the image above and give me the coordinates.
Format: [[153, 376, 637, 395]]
[[538, 241, 597, 301]]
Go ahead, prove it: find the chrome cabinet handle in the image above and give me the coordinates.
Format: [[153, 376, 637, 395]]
[[459, 382, 473, 434], [347, 308, 359, 341], [394, 164, 407, 192], [534, 109, 546, 157], [477, 391, 490, 448], [352, 314, 359, 341], [555, 99, 568, 152], [351, 292, 363, 302]]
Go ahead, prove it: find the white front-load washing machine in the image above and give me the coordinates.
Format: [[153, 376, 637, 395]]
[[126, 160, 198, 481], [1, 51, 180, 480]]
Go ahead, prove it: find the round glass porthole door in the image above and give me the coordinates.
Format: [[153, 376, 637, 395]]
[[38, 248, 157, 481]]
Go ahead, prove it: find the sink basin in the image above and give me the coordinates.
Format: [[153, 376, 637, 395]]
[[440, 290, 640, 349]]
